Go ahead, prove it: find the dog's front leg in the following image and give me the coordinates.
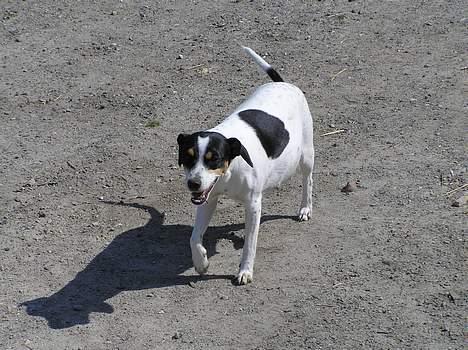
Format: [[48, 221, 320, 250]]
[[237, 193, 262, 285], [190, 198, 217, 275]]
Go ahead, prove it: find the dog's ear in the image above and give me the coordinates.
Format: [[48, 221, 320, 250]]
[[177, 133, 189, 146], [227, 138, 253, 168], [177, 134, 189, 166]]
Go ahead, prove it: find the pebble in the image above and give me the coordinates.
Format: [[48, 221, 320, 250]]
[[341, 181, 357, 193], [72, 304, 83, 311], [177, 54, 184, 59], [451, 194, 467, 207], [172, 331, 181, 340]]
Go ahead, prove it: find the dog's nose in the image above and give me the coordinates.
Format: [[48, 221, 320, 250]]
[[187, 179, 201, 191]]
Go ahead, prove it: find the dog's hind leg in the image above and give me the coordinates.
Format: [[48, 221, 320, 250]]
[[190, 198, 218, 274], [298, 141, 314, 221]]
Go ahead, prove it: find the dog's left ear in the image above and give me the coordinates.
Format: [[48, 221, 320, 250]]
[[227, 138, 253, 168]]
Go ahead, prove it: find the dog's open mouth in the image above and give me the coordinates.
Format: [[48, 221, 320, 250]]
[[191, 178, 219, 205]]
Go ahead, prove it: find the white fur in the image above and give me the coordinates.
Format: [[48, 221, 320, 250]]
[[242, 46, 271, 73], [187, 49, 314, 285]]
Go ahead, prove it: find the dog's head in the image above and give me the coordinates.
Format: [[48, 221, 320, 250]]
[[177, 132, 253, 205]]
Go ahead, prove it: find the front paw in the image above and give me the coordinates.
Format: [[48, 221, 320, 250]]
[[192, 244, 209, 275], [236, 270, 253, 285], [298, 207, 312, 221]]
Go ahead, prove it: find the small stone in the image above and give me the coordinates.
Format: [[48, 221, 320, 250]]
[[451, 194, 467, 207], [177, 54, 184, 59], [98, 196, 104, 201], [110, 11, 117, 15], [172, 331, 181, 340], [146, 293, 154, 297], [157, 310, 165, 314], [341, 181, 357, 193], [188, 281, 196, 288], [38, 211, 46, 218], [447, 291, 458, 304], [72, 304, 83, 311]]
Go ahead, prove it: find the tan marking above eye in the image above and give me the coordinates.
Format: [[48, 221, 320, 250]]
[[187, 148, 195, 157], [205, 151, 213, 160]]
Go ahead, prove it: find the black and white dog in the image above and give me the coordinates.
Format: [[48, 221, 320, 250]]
[[177, 47, 314, 285]]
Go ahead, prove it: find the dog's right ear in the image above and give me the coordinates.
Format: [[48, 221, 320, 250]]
[[177, 133, 189, 146], [177, 134, 189, 166]]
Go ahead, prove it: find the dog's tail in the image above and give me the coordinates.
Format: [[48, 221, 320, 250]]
[[242, 46, 284, 82]]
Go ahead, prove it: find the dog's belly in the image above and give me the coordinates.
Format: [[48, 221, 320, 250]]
[[263, 145, 302, 189]]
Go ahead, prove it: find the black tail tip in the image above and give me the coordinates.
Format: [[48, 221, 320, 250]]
[[267, 68, 284, 82]]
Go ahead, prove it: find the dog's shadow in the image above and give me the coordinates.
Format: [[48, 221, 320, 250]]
[[21, 201, 293, 329]]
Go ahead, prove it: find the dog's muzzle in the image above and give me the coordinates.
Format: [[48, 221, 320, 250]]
[[191, 178, 219, 205]]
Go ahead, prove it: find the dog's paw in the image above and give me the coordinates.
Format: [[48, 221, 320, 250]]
[[192, 245, 209, 275], [236, 270, 253, 285], [298, 207, 312, 221]]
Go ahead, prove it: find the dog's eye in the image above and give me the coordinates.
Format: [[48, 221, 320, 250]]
[[205, 151, 218, 161]]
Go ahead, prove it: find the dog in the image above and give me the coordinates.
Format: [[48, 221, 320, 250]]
[[177, 47, 314, 285]]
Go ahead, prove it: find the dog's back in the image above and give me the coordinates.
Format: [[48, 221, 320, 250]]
[[210, 81, 313, 190]]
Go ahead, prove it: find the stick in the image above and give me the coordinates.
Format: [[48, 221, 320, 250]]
[[321, 129, 346, 136], [446, 183, 468, 196], [185, 64, 203, 70], [331, 68, 347, 81], [67, 161, 77, 170]]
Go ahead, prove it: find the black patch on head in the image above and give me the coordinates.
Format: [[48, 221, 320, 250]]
[[177, 133, 198, 168], [177, 132, 253, 169], [238, 109, 289, 159]]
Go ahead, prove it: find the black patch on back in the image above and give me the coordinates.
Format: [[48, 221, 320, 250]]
[[238, 109, 289, 159]]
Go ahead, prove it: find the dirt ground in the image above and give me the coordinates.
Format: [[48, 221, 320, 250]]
[[1, 1, 466, 349]]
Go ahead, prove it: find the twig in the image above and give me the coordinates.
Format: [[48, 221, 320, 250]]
[[446, 183, 468, 196], [67, 161, 77, 170], [321, 129, 346, 137], [331, 68, 347, 81], [326, 13, 345, 18], [185, 64, 203, 70]]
